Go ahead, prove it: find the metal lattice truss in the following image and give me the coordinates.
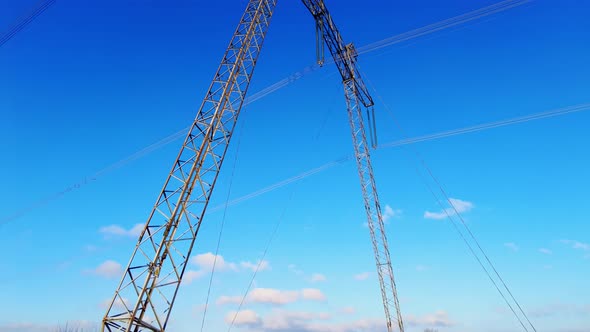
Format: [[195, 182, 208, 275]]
[[101, 1, 277, 331], [343, 79, 404, 332], [303, 1, 404, 331]]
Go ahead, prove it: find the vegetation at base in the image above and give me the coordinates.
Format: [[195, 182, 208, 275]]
[[55, 322, 99, 332]]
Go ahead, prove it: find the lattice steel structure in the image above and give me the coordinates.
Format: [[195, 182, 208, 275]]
[[343, 78, 404, 332], [302, 1, 404, 331], [101, 1, 277, 331]]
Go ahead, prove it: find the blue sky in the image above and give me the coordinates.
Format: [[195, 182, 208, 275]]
[[1, 0, 589, 331]]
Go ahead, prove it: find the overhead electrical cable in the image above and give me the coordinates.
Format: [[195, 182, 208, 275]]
[[412, 162, 531, 332], [226, 189, 297, 332], [200, 120, 247, 332], [423, 162, 538, 331], [190, 102, 590, 214], [0, 0, 536, 223], [2, 102, 588, 226], [0, 0, 56, 47], [365, 76, 538, 332], [356, 0, 532, 56], [243, 0, 532, 105], [377, 103, 590, 149], [35, 100, 585, 327]]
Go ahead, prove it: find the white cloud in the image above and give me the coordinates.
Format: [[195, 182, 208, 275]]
[[190, 252, 238, 271], [99, 223, 143, 238], [424, 198, 474, 220], [354, 272, 370, 281], [529, 303, 590, 318], [184, 253, 235, 285], [310, 273, 327, 283], [99, 225, 126, 236], [248, 288, 301, 305], [383, 205, 395, 221], [226, 309, 331, 331], [415, 265, 429, 272], [87, 260, 122, 279], [302, 288, 326, 301], [227, 308, 452, 332], [405, 310, 454, 327], [182, 253, 271, 284], [84, 244, 98, 252], [504, 242, 519, 252], [288, 264, 304, 276], [240, 260, 271, 272], [286, 264, 325, 283], [193, 303, 209, 314], [100, 297, 130, 311], [190, 253, 271, 273], [383, 205, 401, 222], [217, 295, 243, 305], [262, 310, 331, 330], [224, 310, 261, 326], [182, 270, 205, 285], [217, 288, 326, 306], [340, 307, 356, 315], [362, 205, 401, 227], [539, 248, 553, 255], [561, 239, 590, 251]]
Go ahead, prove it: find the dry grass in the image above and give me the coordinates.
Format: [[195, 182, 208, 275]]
[[55, 322, 99, 332]]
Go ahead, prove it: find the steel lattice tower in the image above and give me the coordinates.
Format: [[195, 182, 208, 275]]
[[302, 1, 404, 331], [101, 1, 277, 331], [343, 78, 404, 332], [101, 1, 404, 331]]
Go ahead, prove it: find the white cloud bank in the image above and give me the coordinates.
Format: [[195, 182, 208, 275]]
[[424, 198, 474, 220], [354, 272, 370, 281], [99, 223, 143, 238], [225, 308, 453, 332], [217, 288, 326, 306], [560, 239, 590, 251], [183, 252, 270, 285], [504, 242, 519, 252], [85, 260, 122, 279], [539, 248, 552, 255], [310, 273, 327, 283]]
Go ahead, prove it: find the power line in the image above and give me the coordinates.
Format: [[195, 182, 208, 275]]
[[203, 102, 590, 213], [0, 128, 186, 225], [200, 120, 247, 332], [2, 102, 588, 226], [356, 0, 532, 56], [28, 101, 588, 295], [208, 156, 351, 212], [0, 0, 536, 223], [244, 0, 532, 106], [227, 189, 297, 332], [0, 0, 56, 47], [412, 160, 532, 332], [377, 103, 590, 149], [366, 77, 537, 331], [423, 157, 537, 331]]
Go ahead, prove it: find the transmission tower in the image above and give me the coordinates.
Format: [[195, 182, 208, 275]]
[[100, 1, 277, 331], [101, 1, 403, 331], [302, 1, 404, 331]]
